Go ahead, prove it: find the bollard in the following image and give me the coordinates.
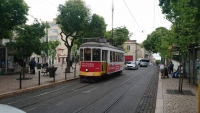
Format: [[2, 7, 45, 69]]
[[38, 71, 40, 85], [19, 72, 22, 89], [65, 68, 67, 79], [74, 66, 76, 78], [53, 67, 55, 82]]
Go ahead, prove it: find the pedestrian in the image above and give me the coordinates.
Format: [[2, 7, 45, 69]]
[[30, 58, 36, 74], [29, 59, 33, 74], [70, 59, 74, 69], [169, 62, 174, 74], [172, 65, 180, 78], [33, 58, 36, 74], [160, 62, 165, 79]]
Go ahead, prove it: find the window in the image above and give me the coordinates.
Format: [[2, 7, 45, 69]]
[[92, 49, 100, 61], [127, 45, 130, 50], [80, 49, 83, 61], [113, 52, 115, 62], [61, 50, 64, 55], [49, 23, 58, 27], [110, 51, 113, 62], [84, 48, 91, 61], [50, 29, 58, 33], [50, 36, 58, 41]]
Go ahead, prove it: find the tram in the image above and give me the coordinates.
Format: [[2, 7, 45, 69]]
[[79, 37, 125, 81]]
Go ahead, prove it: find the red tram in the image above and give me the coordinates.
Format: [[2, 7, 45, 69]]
[[79, 37, 125, 80]]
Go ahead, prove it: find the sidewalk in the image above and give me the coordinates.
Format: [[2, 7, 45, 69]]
[[156, 73, 198, 113], [0, 64, 80, 98]]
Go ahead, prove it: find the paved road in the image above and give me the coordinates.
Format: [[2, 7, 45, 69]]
[[0, 65, 159, 113]]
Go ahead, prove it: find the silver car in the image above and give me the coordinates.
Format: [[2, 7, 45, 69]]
[[140, 61, 148, 67], [125, 61, 138, 70]]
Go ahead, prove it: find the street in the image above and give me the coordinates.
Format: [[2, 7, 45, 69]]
[[0, 65, 159, 113]]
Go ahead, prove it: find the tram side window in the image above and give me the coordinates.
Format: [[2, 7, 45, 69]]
[[80, 49, 83, 61], [113, 52, 115, 62], [116, 52, 119, 62], [102, 50, 107, 61], [84, 48, 91, 61], [93, 49, 100, 61]]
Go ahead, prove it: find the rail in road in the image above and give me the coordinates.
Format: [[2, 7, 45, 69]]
[[0, 65, 159, 113]]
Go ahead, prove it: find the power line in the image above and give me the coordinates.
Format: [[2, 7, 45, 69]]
[[153, 0, 155, 28], [122, 0, 142, 32], [155, 0, 163, 27], [44, 0, 58, 8]]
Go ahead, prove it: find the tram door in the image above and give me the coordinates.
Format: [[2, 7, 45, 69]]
[[102, 50, 107, 74]]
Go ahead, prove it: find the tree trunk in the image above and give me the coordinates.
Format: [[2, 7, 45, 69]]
[[67, 46, 72, 73]]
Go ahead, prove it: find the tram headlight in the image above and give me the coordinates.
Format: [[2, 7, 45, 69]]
[[86, 69, 88, 72]]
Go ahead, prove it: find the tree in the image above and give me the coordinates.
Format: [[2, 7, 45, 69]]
[[74, 13, 107, 49], [0, 0, 28, 39], [104, 27, 129, 46], [56, 0, 91, 73], [142, 27, 170, 57], [5, 20, 47, 78], [48, 41, 60, 66]]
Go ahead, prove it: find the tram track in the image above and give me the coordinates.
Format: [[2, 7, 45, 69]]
[[0, 66, 156, 113], [73, 66, 156, 113], [0, 69, 132, 110], [0, 82, 92, 108]]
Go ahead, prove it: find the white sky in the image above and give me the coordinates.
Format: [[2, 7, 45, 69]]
[[24, 0, 172, 44]]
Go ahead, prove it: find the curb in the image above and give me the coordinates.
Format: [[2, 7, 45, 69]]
[[0, 77, 79, 99], [155, 74, 164, 113]]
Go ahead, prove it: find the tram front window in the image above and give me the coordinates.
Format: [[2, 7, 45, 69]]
[[84, 48, 91, 61], [93, 49, 100, 61]]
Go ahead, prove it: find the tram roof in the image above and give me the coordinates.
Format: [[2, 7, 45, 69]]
[[80, 42, 124, 51]]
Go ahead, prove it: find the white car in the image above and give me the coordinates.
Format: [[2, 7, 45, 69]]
[[125, 61, 138, 70]]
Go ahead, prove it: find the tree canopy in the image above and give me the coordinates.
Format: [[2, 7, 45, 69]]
[[74, 13, 107, 48], [104, 27, 129, 46], [56, 0, 91, 72], [5, 20, 47, 59], [0, 0, 28, 39]]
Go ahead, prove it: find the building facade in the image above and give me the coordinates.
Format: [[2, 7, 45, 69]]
[[124, 40, 144, 61]]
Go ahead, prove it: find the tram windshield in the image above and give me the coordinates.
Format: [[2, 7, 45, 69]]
[[84, 48, 91, 61], [92, 49, 100, 61]]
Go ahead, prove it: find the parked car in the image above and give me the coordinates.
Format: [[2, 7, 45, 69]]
[[140, 61, 148, 67], [125, 61, 138, 70]]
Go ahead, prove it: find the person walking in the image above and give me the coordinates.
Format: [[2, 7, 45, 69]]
[[70, 59, 74, 69], [30, 58, 36, 74], [160, 62, 165, 79]]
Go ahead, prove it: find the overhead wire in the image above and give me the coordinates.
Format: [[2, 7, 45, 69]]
[[155, 0, 163, 27], [153, 0, 155, 28], [122, 0, 142, 32]]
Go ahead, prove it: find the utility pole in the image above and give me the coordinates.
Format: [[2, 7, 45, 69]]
[[112, 0, 114, 39]]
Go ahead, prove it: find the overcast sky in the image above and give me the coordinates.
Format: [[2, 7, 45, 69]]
[[24, 0, 172, 44]]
